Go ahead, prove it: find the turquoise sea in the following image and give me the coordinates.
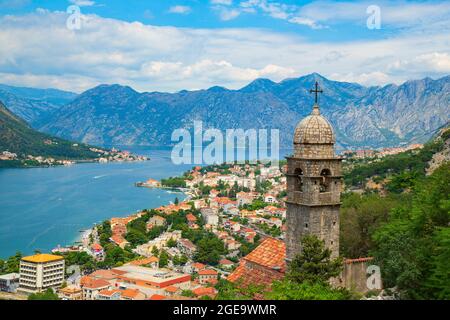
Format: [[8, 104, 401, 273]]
[[0, 146, 292, 259], [0, 147, 192, 259]]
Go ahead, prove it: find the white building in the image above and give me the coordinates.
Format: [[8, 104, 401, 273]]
[[201, 208, 219, 226], [18, 254, 65, 294], [0, 273, 20, 293]]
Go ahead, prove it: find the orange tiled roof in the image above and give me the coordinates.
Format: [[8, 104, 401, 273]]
[[91, 243, 103, 250], [128, 256, 159, 266], [164, 285, 179, 293], [192, 262, 206, 270], [81, 276, 110, 289], [227, 238, 286, 293], [186, 213, 197, 222], [227, 260, 284, 290], [98, 289, 121, 297], [89, 269, 120, 280], [219, 259, 234, 265], [192, 287, 216, 297], [121, 288, 141, 299], [244, 237, 285, 271], [150, 294, 166, 300], [199, 269, 218, 276], [21, 253, 63, 263], [204, 278, 218, 285]]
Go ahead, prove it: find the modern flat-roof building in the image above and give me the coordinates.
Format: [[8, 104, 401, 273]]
[[18, 253, 65, 294], [0, 273, 20, 293]]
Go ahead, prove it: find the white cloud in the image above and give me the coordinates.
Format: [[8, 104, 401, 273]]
[[69, 0, 95, 7], [217, 8, 241, 21], [168, 5, 192, 14], [237, 0, 450, 30], [0, 10, 448, 93], [211, 0, 233, 5], [288, 16, 323, 29], [330, 71, 391, 87]]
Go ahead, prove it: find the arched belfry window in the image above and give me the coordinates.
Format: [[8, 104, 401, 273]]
[[319, 168, 331, 193], [294, 168, 303, 192]]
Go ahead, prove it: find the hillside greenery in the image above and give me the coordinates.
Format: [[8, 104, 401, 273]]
[[0, 101, 102, 167], [339, 130, 449, 299], [344, 137, 444, 188]]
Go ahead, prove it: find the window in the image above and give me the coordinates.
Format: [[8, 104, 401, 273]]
[[319, 169, 331, 192], [294, 168, 303, 192]]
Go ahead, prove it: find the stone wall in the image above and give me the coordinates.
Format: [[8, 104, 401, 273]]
[[332, 258, 378, 294], [286, 203, 340, 260]]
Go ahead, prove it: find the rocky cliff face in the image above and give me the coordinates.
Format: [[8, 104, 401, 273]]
[[20, 73, 450, 148], [427, 128, 450, 175], [0, 84, 77, 125]]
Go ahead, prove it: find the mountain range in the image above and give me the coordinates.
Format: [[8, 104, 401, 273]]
[[0, 84, 77, 125], [2, 73, 449, 149]]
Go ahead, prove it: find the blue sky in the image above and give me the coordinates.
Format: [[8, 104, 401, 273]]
[[0, 0, 449, 92]]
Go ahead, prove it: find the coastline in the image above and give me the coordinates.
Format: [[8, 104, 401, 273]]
[[0, 149, 192, 259], [67, 187, 188, 252]]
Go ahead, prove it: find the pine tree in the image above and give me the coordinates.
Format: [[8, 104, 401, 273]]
[[287, 235, 343, 284]]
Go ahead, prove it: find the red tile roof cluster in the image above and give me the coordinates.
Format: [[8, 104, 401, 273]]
[[91, 243, 103, 251], [227, 238, 286, 293], [127, 256, 159, 266], [89, 269, 121, 280], [149, 294, 166, 300], [192, 262, 206, 270], [192, 286, 217, 298], [186, 213, 197, 222], [80, 276, 110, 289], [244, 237, 286, 271], [198, 269, 218, 276], [121, 288, 142, 299], [98, 289, 121, 297], [156, 202, 192, 215], [219, 259, 234, 266]]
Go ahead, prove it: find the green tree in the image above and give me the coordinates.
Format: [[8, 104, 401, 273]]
[[28, 288, 59, 300], [287, 235, 342, 284], [426, 227, 450, 299], [266, 280, 351, 300], [167, 237, 177, 248], [372, 163, 450, 299], [181, 290, 195, 297], [194, 234, 226, 265], [151, 245, 159, 257], [159, 250, 169, 268], [340, 192, 406, 258]]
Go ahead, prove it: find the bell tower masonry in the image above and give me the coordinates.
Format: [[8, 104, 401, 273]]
[[285, 81, 342, 260]]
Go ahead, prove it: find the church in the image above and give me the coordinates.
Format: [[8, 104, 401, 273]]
[[228, 82, 372, 295]]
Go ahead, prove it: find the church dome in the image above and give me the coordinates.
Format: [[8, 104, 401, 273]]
[[294, 104, 335, 144]]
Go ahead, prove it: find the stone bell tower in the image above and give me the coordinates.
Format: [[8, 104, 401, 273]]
[[285, 82, 342, 260]]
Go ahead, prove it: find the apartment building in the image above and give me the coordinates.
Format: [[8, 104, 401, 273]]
[[18, 253, 65, 294], [0, 273, 20, 293]]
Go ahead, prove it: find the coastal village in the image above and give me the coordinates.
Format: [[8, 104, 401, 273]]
[[0, 146, 149, 167], [1, 161, 287, 300], [0, 139, 429, 301]]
